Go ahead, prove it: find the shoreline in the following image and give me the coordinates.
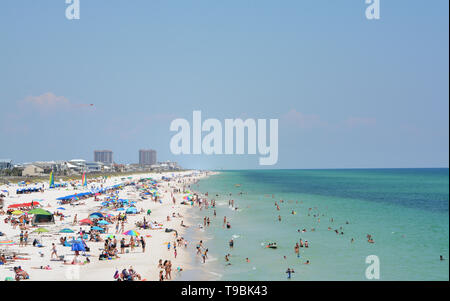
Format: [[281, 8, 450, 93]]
[[0, 171, 210, 281]]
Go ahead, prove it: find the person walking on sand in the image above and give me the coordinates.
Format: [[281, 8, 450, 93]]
[[51, 243, 58, 259], [120, 238, 125, 254], [130, 237, 135, 252], [140, 236, 146, 253], [73, 214, 77, 225], [19, 231, 24, 247]]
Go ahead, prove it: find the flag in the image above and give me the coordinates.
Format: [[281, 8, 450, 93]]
[[49, 171, 54, 187], [82, 172, 87, 186]]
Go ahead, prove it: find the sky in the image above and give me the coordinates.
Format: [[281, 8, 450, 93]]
[[0, 0, 448, 169]]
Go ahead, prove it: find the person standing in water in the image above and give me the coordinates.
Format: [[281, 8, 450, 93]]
[[286, 268, 295, 279]]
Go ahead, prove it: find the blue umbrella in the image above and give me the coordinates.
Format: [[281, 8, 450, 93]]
[[90, 212, 104, 218], [126, 207, 137, 214], [57, 207, 66, 210], [60, 228, 74, 233], [97, 220, 110, 225], [116, 208, 125, 211], [92, 226, 104, 231], [71, 241, 86, 252]]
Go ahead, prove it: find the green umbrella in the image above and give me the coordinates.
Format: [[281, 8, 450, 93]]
[[33, 227, 49, 234], [28, 208, 52, 215]]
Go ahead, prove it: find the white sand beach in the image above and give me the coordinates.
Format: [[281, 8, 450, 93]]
[[0, 171, 208, 281]]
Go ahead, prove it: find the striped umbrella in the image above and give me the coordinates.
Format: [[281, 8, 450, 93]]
[[123, 230, 140, 236], [0, 240, 15, 246]]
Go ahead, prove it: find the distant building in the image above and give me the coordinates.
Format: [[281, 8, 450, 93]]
[[139, 149, 157, 166], [86, 162, 104, 173], [0, 159, 12, 170], [94, 150, 113, 164], [22, 164, 45, 177], [68, 159, 87, 173]]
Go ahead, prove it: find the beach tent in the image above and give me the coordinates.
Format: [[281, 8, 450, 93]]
[[31, 209, 54, 225]]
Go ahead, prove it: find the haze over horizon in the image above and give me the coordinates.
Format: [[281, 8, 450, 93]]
[[0, 1, 448, 170]]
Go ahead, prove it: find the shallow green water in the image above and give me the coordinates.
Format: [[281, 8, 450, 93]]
[[179, 169, 449, 281]]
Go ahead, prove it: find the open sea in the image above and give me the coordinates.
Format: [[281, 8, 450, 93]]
[[178, 169, 449, 281]]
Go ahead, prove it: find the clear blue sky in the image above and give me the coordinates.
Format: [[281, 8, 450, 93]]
[[0, 0, 448, 169]]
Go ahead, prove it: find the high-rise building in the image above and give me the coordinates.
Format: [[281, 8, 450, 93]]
[[94, 150, 113, 164], [139, 149, 156, 166]]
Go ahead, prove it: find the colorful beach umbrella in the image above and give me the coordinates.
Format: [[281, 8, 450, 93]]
[[123, 230, 140, 236], [11, 210, 24, 215], [0, 240, 15, 246], [60, 228, 74, 233]]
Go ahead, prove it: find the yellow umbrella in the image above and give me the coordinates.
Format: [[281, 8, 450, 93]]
[[11, 210, 24, 215]]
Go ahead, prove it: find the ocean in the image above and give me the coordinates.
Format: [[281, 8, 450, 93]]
[[178, 169, 449, 281]]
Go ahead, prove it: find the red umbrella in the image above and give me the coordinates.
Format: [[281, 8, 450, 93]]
[[79, 218, 93, 225], [8, 201, 40, 208]]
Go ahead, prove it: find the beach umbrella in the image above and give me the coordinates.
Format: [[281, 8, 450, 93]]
[[116, 208, 125, 211], [97, 220, 110, 225], [92, 226, 104, 231], [90, 212, 103, 218], [0, 240, 15, 246], [60, 228, 74, 233], [79, 218, 93, 225], [57, 207, 66, 210], [71, 241, 86, 252], [33, 228, 49, 234], [11, 210, 24, 215], [28, 208, 52, 215], [123, 230, 140, 236], [126, 207, 137, 214]]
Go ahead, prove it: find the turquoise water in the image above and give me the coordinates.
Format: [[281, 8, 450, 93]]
[[179, 169, 449, 281]]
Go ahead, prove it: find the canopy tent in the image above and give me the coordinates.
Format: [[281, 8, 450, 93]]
[[32, 213, 54, 225], [16, 187, 41, 194]]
